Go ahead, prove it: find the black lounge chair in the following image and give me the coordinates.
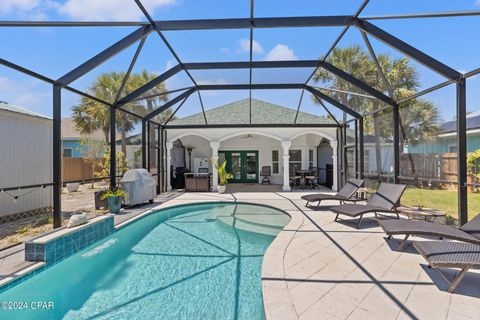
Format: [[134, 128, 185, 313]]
[[379, 214, 480, 251], [331, 183, 407, 229], [413, 241, 480, 293], [301, 179, 364, 207]]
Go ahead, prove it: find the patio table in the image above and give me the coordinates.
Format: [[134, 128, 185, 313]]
[[295, 170, 314, 189], [396, 206, 446, 222]]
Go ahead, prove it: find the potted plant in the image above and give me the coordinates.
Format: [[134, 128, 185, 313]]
[[100, 188, 127, 214], [213, 159, 233, 194]]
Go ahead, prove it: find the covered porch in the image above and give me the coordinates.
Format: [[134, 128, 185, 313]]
[[165, 127, 338, 193]]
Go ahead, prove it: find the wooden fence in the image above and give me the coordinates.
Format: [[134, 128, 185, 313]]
[[399, 153, 457, 182], [62, 158, 97, 181]]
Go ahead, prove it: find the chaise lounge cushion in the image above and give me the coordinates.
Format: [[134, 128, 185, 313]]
[[331, 204, 393, 217], [301, 179, 364, 203], [379, 214, 480, 245], [413, 241, 480, 269]]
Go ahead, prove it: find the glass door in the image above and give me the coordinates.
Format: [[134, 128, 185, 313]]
[[245, 152, 257, 182], [218, 151, 258, 183], [231, 152, 242, 180]]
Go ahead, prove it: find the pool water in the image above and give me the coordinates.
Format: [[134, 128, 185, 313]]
[[0, 202, 290, 320]]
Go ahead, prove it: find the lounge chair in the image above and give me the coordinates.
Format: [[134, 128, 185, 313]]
[[379, 214, 480, 250], [331, 183, 407, 229], [413, 241, 480, 293], [301, 179, 364, 207]]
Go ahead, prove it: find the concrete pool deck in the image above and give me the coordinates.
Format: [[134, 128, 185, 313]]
[[1, 190, 479, 319], [152, 191, 480, 320]]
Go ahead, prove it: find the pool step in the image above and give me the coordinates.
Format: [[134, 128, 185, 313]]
[[216, 214, 286, 236]]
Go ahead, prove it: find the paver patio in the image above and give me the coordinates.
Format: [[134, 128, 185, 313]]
[[150, 191, 480, 320]]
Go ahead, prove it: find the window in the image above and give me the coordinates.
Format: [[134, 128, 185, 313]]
[[272, 150, 279, 174], [308, 149, 314, 169], [63, 148, 72, 158], [289, 150, 302, 176], [363, 150, 370, 173], [448, 144, 457, 153]]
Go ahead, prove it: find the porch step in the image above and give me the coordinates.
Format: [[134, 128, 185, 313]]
[[216, 214, 286, 236]]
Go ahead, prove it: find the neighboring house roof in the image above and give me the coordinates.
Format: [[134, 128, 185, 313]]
[[0, 101, 51, 120], [169, 98, 332, 125], [441, 111, 480, 133], [61, 118, 109, 141]]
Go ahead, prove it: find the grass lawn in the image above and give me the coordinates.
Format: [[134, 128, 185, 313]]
[[401, 188, 480, 222]]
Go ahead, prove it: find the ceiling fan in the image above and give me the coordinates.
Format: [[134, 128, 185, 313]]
[[240, 134, 256, 140]]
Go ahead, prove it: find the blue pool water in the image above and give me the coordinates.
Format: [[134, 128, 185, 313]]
[[0, 202, 290, 320]]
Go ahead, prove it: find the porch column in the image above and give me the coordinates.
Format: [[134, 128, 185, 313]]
[[282, 140, 291, 192], [166, 141, 173, 191], [210, 141, 220, 192], [332, 139, 338, 192]]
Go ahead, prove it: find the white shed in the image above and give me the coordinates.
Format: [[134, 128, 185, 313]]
[[0, 102, 53, 221]]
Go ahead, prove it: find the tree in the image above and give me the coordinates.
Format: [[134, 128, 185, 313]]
[[127, 70, 171, 169], [72, 70, 171, 158], [312, 46, 441, 178]]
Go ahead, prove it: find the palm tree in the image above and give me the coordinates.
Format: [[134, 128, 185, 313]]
[[312, 46, 441, 179], [127, 70, 171, 168], [72, 70, 170, 157]]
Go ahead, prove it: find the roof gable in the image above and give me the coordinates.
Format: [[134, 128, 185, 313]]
[[169, 98, 332, 126]]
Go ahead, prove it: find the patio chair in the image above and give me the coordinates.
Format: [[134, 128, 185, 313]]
[[379, 213, 480, 251], [301, 179, 364, 207], [331, 183, 407, 229], [412, 240, 480, 293], [260, 166, 271, 185]]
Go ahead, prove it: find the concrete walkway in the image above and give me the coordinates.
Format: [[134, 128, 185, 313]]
[[154, 191, 480, 320]]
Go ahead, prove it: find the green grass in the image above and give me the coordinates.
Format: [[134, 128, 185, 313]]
[[401, 188, 480, 222]]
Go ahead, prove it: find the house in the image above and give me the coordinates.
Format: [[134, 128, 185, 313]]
[[0, 102, 52, 220], [61, 118, 106, 158], [409, 111, 480, 154], [166, 98, 338, 191]]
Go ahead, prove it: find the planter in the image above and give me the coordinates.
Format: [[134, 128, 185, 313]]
[[66, 183, 79, 193], [107, 196, 122, 214], [217, 185, 226, 194], [94, 190, 108, 210]]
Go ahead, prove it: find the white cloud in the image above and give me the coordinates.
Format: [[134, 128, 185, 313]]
[[0, 76, 52, 115], [58, 0, 177, 21], [0, 0, 55, 19], [264, 44, 298, 61], [220, 47, 230, 53], [237, 39, 263, 54], [0, 0, 40, 13], [197, 78, 228, 85]]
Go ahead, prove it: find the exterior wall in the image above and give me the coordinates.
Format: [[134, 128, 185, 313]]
[[0, 111, 53, 217], [363, 143, 395, 174], [62, 139, 83, 158], [409, 133, 480, 154], [167, 127, 336, 186]]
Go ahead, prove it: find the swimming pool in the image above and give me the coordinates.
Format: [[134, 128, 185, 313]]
[[0, 202, 290, 320]]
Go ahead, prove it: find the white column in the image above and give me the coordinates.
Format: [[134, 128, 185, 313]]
[[210, 141, 220, 192], [282, 140, 291, 192], [331, 139, 338, 192], [166, 142, 173, 191]]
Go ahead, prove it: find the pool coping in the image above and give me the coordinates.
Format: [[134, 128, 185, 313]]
[[262, 209, 303, 320]]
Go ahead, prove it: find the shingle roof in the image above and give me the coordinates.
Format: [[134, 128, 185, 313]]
[[0, 102, 51, 120], [169, 98, 332, 125], [441, 111, 480, 133]]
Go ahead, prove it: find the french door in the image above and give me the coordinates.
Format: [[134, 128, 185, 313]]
[[218, 151, 258, 183]]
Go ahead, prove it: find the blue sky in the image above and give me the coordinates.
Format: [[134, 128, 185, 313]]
[[0, 0, 480, 125]]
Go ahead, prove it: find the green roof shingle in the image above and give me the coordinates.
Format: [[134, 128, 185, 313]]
[[169, 98, 333, 126]]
